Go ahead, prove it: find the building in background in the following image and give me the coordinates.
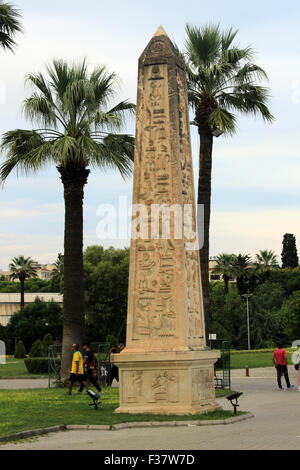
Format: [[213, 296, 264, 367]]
[[0, 261, 55, 282], [0, 293, 63, 326]]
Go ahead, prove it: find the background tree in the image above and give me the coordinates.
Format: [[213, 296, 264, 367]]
[[50, 253, 64, 292], [281, 291, 300, 341], [270, 266, 300, 297], [212, 253, 234, 294], [0, 2, 22, 52], [0, 59, 135, 378], [255, 249, 279, 281], [231, 253, 253, 295], [0, 277, 56, 293], [183, 23, 274, 339], [14, 340, 26, 358], [84, 246, 130, 345], [6, 298, 62, 351], [42, 332, 54, 357], [9, 256, 37, 307], [248, 282, 286, 348], [29, 339, 43, 358], [209, 282, 245, 348], [281, 233, 299, 269]]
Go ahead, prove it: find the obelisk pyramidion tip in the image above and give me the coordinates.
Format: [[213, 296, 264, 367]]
[[153, 25, 168, 37]]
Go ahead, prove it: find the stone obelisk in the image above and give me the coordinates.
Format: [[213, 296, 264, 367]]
[[114, 26, 220, 415]]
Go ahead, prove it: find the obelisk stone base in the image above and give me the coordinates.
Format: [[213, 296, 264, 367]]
[[114, 349, 221, 415]]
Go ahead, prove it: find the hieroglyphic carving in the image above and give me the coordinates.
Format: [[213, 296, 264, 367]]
[[192, 369, 215, 402], [127, 371, 144, 403], [133, 63, 177, 340], [134, 238, 177, 338], [152, 371, 179, 403], [177, 67, 204, 342]]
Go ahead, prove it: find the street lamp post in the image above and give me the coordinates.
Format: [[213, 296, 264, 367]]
[[242, 294, 252, 350]]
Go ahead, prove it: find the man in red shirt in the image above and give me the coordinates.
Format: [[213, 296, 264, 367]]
[[272, 344, 291, 389]]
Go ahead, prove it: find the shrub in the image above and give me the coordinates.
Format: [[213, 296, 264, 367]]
[[106, 334, 118, 348], [24, 358, 52, 374], [29, 339, 43, 358], [42, 333, 53, 357], [14, 340, 27, 358], [6, 298, 62, 351]]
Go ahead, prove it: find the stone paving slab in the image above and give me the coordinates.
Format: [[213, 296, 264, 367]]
[[0, 378, 51, 389], [231, 365, 297, 379]]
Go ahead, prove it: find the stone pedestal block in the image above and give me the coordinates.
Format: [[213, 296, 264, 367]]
[[115, 349, 221, 415]]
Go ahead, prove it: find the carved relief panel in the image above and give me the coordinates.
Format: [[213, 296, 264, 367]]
[[192, 368, 215, 402]]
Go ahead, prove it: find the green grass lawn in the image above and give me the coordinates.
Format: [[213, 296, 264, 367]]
[[0, 387, 243, 439], [230, 351, 293, 370], [215, 388, 236, 398], [0, 358, 44, 377]]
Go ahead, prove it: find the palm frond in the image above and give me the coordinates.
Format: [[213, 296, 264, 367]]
[[46, 59, 73, 102], [0, 129, 54, 180], [23, 94, 58, 127], [221, 27, 238, 50], [89, 133, 134, 179], [185, 23, 221, 68], [26, 72, 54, 103], [208, 107, 237, 135], [0, 2, 22, 52]]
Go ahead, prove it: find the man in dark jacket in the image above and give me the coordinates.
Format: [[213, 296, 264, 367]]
[[78, 343, 101, 393]]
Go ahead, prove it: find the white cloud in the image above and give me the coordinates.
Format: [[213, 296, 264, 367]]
[[0, 201, 63, 219], [0, 232, 63, 270], [210, 209, 300, 259]]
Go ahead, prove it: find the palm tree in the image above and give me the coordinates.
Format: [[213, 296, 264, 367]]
[[255, 249, 279, 280], [212, 253, 234, 294], [9, 256, 37, 308], [0, 59, 135, 378], [0, 2, 22, 52], [50, 253, 64, 292], [183, 23, 274, 337], [231, 254, 253, 295]]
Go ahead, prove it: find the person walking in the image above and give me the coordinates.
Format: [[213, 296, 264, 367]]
[[78, 343, 101, 394], [109, 347, 119, 386], [272, 344, 291, 390], [67, 344, 89, 395]]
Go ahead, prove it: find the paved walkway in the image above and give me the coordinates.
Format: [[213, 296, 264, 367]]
[[1, 366, 300, 450], [0, 378, 50, 389]]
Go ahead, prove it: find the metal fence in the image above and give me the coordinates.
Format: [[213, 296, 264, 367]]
[[210, 340, 231, 389], [48, 342, 111, 388]]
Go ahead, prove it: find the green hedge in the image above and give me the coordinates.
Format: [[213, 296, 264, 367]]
[[231, 348, 276, 355], [29, 340, 44, 358], [14, 341, 27, 359], [24, 358, 53, 374], [231, 348, 297, 355]]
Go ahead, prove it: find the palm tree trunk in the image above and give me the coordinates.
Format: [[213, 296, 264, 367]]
[[197, 130, 213, 344], [224, 275, 229, 295], [58, 164, 90, 379], [20, 276, 25, 308]]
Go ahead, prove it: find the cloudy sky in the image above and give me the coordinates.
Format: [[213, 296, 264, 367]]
[[0, 0, 299, 270]]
